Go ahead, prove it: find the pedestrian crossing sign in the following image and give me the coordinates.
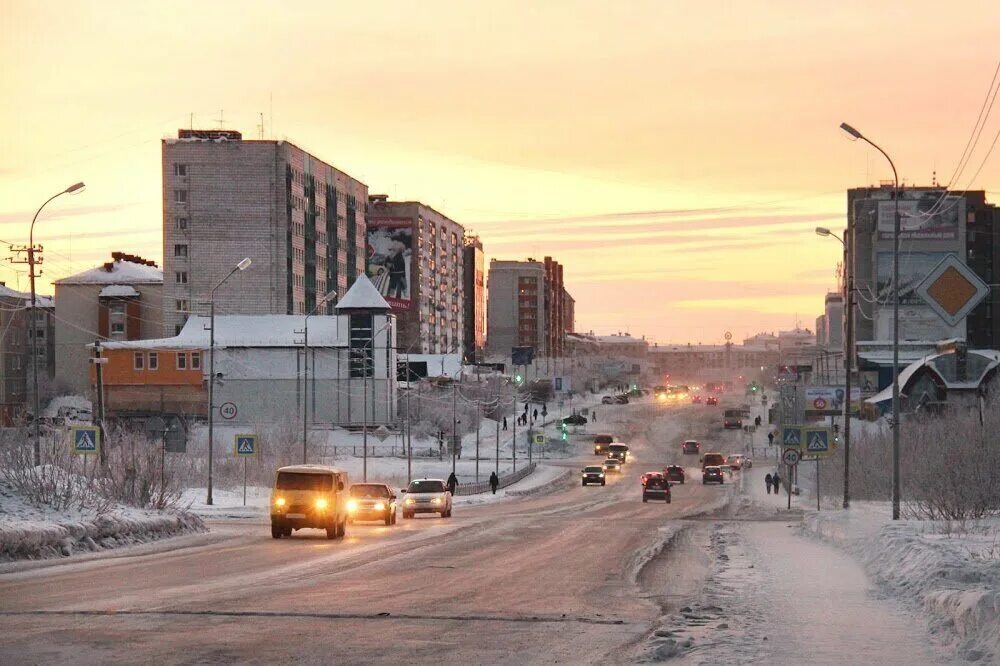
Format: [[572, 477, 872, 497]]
[[804, 428, 830, 455], [234, 434, 257, 457], [782, 426, 802, 447], [533, 433, 546, 446], [71, 426, 101, 456]]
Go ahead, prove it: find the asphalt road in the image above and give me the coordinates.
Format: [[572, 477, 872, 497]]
[[0, 397, 748, 665]]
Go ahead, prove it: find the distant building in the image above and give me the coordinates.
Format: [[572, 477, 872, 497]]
[[162, 129, 367, 336], [53, 253, 163, 396], [462, 235, 485, 362], [562, 288, 575, 336], [824, 292, 844, 350], [0, 284, 53, 424], [486, 259, 546, 358], [367, 196, 465, 356]]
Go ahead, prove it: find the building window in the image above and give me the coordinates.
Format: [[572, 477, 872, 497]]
[[148, 352, 158, 370], [176, 217, 188, 230], [174, 189, 187, 204], [176, 299, 188, 313], [134, 352, 144, 370], [111, 322, 125, 335], [174, 244, 188, 258], [191, 352, 201, 370], [174, 164, 187, 177], [349, 313, 374, 378], [176, 353, 187, 370], [176, 271, 187, 284]]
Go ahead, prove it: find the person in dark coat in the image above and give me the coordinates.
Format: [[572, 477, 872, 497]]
[[764, 473, 773, 494], [533, 409, 538, 422], [446, 472, 458, 495], [489, 471, 499, 494], [767, 432, 774, 446], [592, 410, 597, 422], [502, 416, 508, 431], [772, 472, 781, 494]]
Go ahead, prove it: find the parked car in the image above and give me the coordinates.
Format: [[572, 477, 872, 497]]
[[401, 478, 453, 519], [270, 464, 349, 540], [563, 413, 587, 426], [702, 466, 724, 484], [705, 396, 719, 406], [581, 465, 606, 486], [682, 440, 701, 455], [642, 476, 672, 503], [593, 434, 614, 455], [347, 483, 398, 526], [603, 457, 622, 473], [664, 465, 685, 484], [601, 396, 615, 405], [614, 394, 630, 404]]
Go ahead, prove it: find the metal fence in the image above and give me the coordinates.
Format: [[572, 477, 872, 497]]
[[453, 462, 537, 496]]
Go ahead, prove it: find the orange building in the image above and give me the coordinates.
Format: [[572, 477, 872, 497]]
[[93, 345, 206, 417]]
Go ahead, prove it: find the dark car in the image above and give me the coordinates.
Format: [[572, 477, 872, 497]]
[[682, 440, 701, 455], [347, 483, 398, 526], [594, 434, 614, 455], [601, 396, 615, 405], [664, 465, 685, 484], [607, 443, 630, 463], [691, 394, 702, 404], [642, 476, 671, 503], [706, 396, 719, 406], [614, 394, 630, 404], [702, 466, 724, 485], [563, 413, 587, 426], [581, 465, 606, 486]]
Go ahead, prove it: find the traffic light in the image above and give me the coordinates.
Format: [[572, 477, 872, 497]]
[[514, 373, 524, 385], [560, 421, 569, 441]]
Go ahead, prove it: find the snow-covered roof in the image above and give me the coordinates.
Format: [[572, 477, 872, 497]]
[[866, 349, 1000, 403], [402, 353, 463, 379], [55, 260, 163, 285], [99, 315, 350, 350], [335, 273, 390, 312], [0, 284, 53, 308], [594, 334, 646, 345], [99, 285, 140, 298]]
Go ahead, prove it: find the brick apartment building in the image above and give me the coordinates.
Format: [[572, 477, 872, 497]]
[[162, 129, 367, 335], [463, 235, 485, 362]]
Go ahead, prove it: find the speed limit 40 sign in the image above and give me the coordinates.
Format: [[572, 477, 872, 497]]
[[782, 448, 801, 466], [219, 402, 238, 420]]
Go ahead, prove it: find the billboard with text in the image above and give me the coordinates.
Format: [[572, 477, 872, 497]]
[[877, 192, 962, 240]]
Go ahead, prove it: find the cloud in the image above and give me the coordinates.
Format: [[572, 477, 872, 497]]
[[0, 203, 136, 227]]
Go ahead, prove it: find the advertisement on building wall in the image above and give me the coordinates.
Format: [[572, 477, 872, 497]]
[[804, 386, 861, 416], [875, 252, 965, 340], [367, 218, 412, 310], [877, 192, 963, 240]]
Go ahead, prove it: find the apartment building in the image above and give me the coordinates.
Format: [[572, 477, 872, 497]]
[[0, 284, 53, 424], [366, 196, 465, 355], [485, 259, 546, 358], [463, 235, 485, 362], [162, 129, 367, 336]]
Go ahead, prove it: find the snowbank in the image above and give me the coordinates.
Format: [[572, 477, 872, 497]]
[[0, 481, 205, 562], [805, 506, 1000, 662]]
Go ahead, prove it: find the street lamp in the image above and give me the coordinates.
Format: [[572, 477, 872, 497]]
[[815, 225, 854, 509], [206, 257, 251, 505], [28, 182, 85, 465], [302, 290, 337, 464], [840, 121, 902, 520]]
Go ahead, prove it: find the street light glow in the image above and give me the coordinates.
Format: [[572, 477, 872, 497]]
[[236, 257, 252, 271]]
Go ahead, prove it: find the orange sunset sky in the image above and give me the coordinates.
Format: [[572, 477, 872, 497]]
[[3, 1, 1000, 344]]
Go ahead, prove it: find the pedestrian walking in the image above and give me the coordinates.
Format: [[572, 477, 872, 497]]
[[767, 431, 774, 446], [764, 473, 773, 494], [772, 472, 781, 494], [489, 471, 499, 494], [446, 472, 458, 495], [533, 408, 538, 422], [592, 410, 597, 422], [503, 416, 508, 431]]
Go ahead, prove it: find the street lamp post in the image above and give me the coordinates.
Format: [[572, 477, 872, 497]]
[[206, 257, 251, 506], [840, 122, 901, 519], [27, 182, 85, 466], [816, 226, 854, 509], [302, 290, 337, 464]]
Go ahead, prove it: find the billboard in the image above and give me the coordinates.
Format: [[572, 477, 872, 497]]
[[877, 192, 963, 240], [804, 386, 861, 416], [367, 218, 413, 309], [875, 252, 964, 340]]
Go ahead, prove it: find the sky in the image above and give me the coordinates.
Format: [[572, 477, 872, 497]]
[[3, 0, 1000, 344]]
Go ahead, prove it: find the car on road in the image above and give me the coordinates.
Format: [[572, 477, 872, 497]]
[[608, 443, 630, 463], [270, 464, 349, 540], [640, 471, 664, 486], [718, 464, 734, 478], [691, 394, 702, 404], [347, 483, 398, 526], [563, 413, 588, 426], [582, 465, 606, 486], [401, 478, 453, 519], [701, 452, 726, 469], [726, 454, 746, 470], [723, 408, 743, 429], [601, 395, 615, 405], [594, 434, 614, 455], [603, 457, 623, 473], [642, 475, 672, 503], [614, 394, 630, 404], [682, 440, 701, 455], [706, 396, 719, 406], [702, 466, 724, 484], [664, 465, 686, 484]]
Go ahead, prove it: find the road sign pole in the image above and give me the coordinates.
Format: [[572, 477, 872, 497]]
[[788, 461, 792, 510], [243, 458, 248, 507], [816, 456, 820, 511]]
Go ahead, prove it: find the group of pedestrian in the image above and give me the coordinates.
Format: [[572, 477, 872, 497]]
[[447, 471, 501, 495], [764, 472, 782, 495]]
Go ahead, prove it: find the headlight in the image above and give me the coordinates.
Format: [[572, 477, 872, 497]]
[[431, 497, 442, 505], [315, 498, 328, 510], [373, 502, 385, 511], [346, 499, 358, 512], [405, 497, 415, 506], [599, 473, 605, 477], [274, 497, 286, 507]]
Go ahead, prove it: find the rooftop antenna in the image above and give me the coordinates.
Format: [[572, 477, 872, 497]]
[[932, 168, 938, 187], [258, 112, 265, 139], [216, 109, 225, 129], [189, 112, 193, 130]]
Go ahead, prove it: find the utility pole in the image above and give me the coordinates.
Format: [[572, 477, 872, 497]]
[[494, 376, 501, 476], [405, 360, 412, 484], [843, 223, 855, 509], [92, 340, 107, 465], [475, 396, 481, 482], [512, 372, 518, 473], [451, 382, 458, 475]]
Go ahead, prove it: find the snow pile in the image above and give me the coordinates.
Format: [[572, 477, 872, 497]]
[[0, 478, 204, 561], [805, 507, 1000, 662]]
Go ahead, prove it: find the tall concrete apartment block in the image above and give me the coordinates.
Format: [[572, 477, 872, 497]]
[[162, 129, 367, 336], [543, 256, 567, 357], [463, 236, 485, 362], [486, 259, 546, 358], [366, 196, 465, 355]]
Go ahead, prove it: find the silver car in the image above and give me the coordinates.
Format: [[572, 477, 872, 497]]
[[401, 478, 453, 519]]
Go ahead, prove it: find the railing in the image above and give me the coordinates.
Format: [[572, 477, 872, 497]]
[[453, 463, 537, 496]]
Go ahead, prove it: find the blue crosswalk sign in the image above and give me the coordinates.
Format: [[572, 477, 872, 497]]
[[235, 434, 257, 457], [805, 429, 829, 453], [782, 426, 802, 447], [71, 427, 100, 455]]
